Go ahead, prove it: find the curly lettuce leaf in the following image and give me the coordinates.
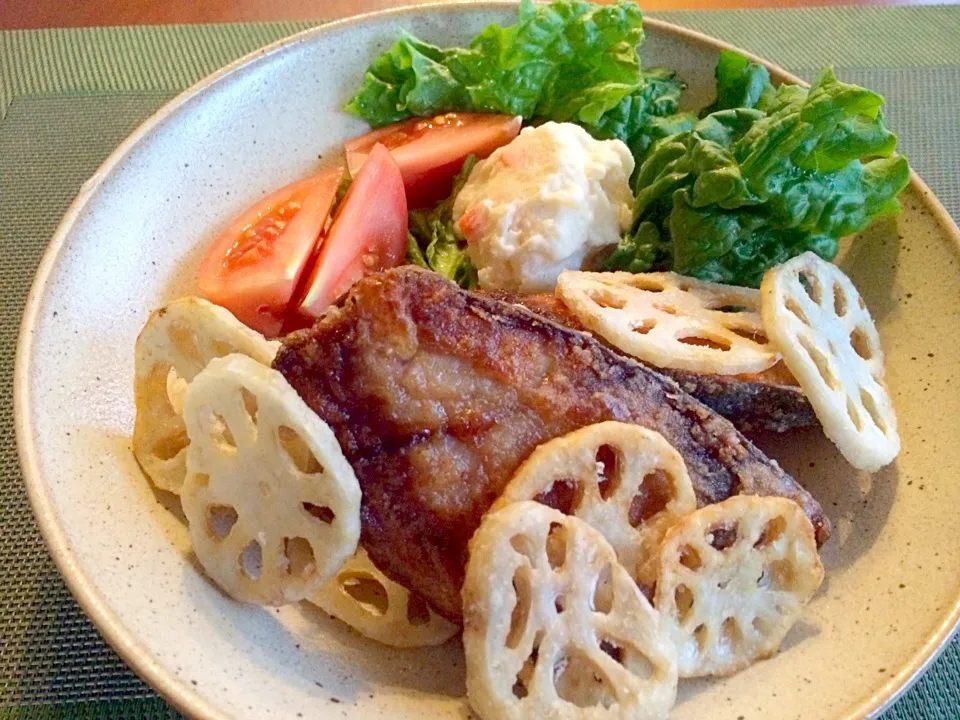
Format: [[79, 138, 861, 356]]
[[345, 0, 684, 163], [406, 156, 479, 288], [702, 49, 772, 115], [344, 33, 469, 124], [605, 59, 910, 287]]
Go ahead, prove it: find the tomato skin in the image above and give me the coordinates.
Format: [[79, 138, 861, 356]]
[[197, 168, 342, 337], [345, 113, 521, 208], [297, 144, 407, 319]]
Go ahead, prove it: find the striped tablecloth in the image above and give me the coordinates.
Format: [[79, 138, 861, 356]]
[[2, 6, 959, 718]]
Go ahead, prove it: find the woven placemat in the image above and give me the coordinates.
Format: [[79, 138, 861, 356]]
[[1, 7, 959, 719]]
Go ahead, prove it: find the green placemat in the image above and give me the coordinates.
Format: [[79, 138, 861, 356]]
[[2, 6, 959, 719]]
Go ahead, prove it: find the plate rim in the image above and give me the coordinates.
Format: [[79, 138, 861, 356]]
[[13, 3, 960, 719]]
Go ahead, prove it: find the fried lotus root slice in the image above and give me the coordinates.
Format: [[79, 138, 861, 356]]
[[463, 501, 677, 720], [492, 422, 696, 599], [655, 495, 823, 678], [556, 270, 778, 375], [181, 354, 360, 605], [761, 252, 899, 471], [133, 296, 280, 494], [310, 548, 458, 648]]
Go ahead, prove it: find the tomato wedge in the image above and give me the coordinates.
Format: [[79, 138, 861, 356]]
[[197, 167, 342, 337], [296, 144, 407, 320], [345, 112, 521, 208]]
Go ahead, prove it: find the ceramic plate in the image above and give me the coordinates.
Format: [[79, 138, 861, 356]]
[[15, 3, 960, 719]]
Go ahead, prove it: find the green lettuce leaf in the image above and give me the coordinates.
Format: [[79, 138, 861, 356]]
[[604, 58, 910, 287], [702, 49, 772, 115], [405, 156, 479, 288], [345, 0, 684, 164]]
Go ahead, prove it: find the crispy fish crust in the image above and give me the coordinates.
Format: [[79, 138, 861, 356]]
[[486, 290, 817, 434], [274, 268, 830, 622]]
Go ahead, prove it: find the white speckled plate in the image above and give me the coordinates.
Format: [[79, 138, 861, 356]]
[[15, 4, 960, 719]]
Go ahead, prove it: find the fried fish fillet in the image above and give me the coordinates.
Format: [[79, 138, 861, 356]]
[[274, 267, 830, 622], [486, 290, 817, 434]]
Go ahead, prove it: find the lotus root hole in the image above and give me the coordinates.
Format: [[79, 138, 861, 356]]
[[534, 479, 582, 515], [755, 516, 787, 548], [209, 412, 237, 451], [592, 563, 614, 614], [279, 425, 323, 474], [239, 540, 263, 580], [555, 594, 566, 614], [168, 321, 204, 366], [512, 635, 542, 700], [753, 615, 772, 635], [302, 502, 335, 524], [511, 678, 529, 700], [833, 282, 848, 317], [758, 566, 771, 589], [507, 567, 532, 649], [341, 573, 389, 616], [713, 303, 748, 313], [860, 387, 888, 432], [654, 303, 679, 316], [767, 559, 798, 592], [165, 367, 188, 414], [600, 639, 624, 664], [600, 639, 656, 682], [785, 298, 810, 326], [679, 545, 703, 571], [632, 318, 656, 335], [799, 336, 840, 391], [212, 340, 236, 357], [510, 534, 539, 565], [850, 326, 873, 361], [628, 469, 674, 528], [799, 270, 823, 305], [240, 387, 259, 425], [595, 444, 621, 500], [707, 524, 738, 551], [406, 594, 431, 626], [588, 289, 626, 310], [846, 395, 864, 431], [675, 584, 694, 623], [284, 537, 316, 578], [545, 523, 567, 571], [720, 617, 744, 651], [206, 504, 238, 540], [677, 334, 732, 352], [629, 277, 664, 292], [152, 429, 189, 461], [554, 648, 616, 709], [693, 624, 709, 653], [728, 326, 769, 345]]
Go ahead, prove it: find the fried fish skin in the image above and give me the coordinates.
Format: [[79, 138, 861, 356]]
[[274, 267, 829, 622], [486, 290, 817, 435]]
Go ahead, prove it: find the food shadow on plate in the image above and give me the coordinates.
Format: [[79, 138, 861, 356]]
[[836, 213, 901, 324], [85, 428, 193, 553], [179, 539, 468, 706], [674, 618, 821, 709], [750, 425, 898, 574], [112, 414, 470, 704], [296, 600, 467, 696]]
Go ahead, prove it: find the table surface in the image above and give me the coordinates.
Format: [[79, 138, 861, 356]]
[[1, 0, 957, 29]]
